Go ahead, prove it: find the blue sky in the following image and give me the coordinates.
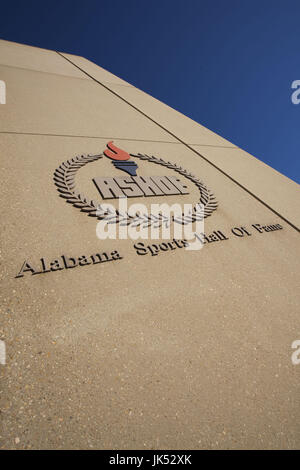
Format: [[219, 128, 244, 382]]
[[1, 0, 299, 183]]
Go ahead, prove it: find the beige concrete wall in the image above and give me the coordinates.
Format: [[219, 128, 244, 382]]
[[0, 41, 299, 450], [60, 52, 134, 86], [0, 39, 89, 78]]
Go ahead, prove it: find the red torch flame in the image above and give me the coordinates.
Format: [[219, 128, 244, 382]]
[[104, 141, 130, 161]]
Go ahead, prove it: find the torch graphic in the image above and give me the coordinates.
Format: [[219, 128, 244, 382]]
[[104, 141, 138, 176]]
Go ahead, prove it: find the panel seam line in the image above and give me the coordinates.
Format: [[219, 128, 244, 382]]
[[56, 51, 299, 233]]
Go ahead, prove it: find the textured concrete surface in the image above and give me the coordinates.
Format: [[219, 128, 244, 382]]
[[0, 39, 88, 79], [0, 64, 175, 141], [106, 83, 235, 147], [191, 145, 300, 228], [0, 41, 299, 450], [60, 52, 134, 87]]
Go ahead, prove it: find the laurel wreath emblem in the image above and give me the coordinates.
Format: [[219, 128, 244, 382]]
[[53, 153, 218, 227]]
